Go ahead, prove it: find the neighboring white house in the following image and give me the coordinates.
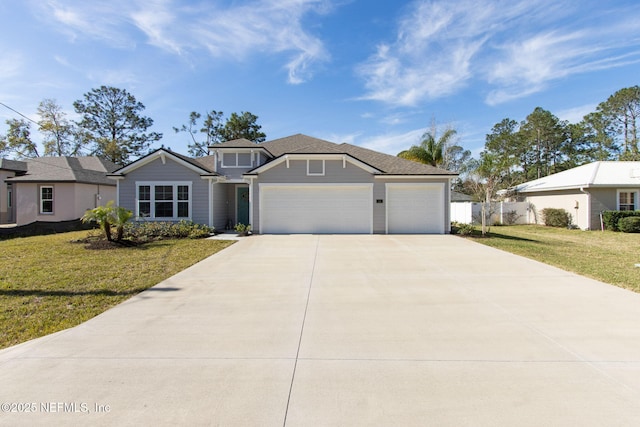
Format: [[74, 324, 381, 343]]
[[508, 161, 640, 230]]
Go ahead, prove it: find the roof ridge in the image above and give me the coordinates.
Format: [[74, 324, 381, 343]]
[[587, 161, 601, 185]]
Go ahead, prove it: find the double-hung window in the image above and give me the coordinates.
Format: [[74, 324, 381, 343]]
[[618, 190, 638, 211], [136, 182, 191, 219], [40, 186, 54, 214]]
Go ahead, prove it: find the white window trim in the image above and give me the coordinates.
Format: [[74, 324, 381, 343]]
[[135, 181, 192, 220], [39, 185, 54, 215], [617, 189, 639, 211], [222, 152, 253, 168], [307, 159, 325, 176]]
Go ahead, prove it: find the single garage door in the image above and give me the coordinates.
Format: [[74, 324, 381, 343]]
[[386, 183, 445, 234], [260, 184, 372, 234]]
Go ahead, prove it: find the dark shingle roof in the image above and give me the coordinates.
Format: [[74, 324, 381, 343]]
[[6, 157, 119, 185], [255, 134, 457, 176], [212, 138, 262, 148], [0, 158, 28, 172]]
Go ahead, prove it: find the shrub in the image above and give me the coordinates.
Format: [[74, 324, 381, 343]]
[[502, 210, 521, 225], [456, 223, 475, 236], [123, 220, 214, 241], [234, 223, 252, 236], [618, 217, 640, 233], [542, 208, 571, 228], [601, 210, 640, 231]]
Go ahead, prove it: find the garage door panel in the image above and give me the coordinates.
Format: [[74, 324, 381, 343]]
[[387, 184, 444, 234], [260, 185, 372, 234]]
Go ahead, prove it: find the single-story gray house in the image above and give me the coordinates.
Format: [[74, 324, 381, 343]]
[[2, 157, 118, 226], [109, 134, 458, 234], [509, 161, 640, 230]]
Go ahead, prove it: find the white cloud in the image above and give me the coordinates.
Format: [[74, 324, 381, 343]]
[[357, 128, 425, 155], [0, 51, 23, 81], [35, 0, 332, 84], [556, 103, 598, 124], [357, 0, 640, 106]]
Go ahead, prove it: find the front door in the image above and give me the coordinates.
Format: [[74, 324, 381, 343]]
[[236, 186, 249, 225]]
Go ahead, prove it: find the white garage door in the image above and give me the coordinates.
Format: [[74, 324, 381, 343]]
[[387, 183, 445, 234], [260, 184, 372, 234]]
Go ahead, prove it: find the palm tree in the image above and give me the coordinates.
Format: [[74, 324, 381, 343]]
[[398, 128, 457, 167], [81, 201, 133, 242]]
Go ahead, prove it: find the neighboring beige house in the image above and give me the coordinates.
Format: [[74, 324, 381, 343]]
[[0, 159, 28, 223], [3, 157, 118, 226], [510, 161, 640, 230]]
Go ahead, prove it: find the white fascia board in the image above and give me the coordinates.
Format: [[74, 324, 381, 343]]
[[113, 150, 209, 176], [248, 154, 381, 175], [375, 174, 457, 179]]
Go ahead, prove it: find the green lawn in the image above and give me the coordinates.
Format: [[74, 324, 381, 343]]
[[0, 231, 234, 349], [467, 225, 640, 292]]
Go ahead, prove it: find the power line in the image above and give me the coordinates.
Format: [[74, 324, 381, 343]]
[[0, 101, 38, 125]]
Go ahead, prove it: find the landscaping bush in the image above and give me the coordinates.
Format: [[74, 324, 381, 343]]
[[542, 208, 571, 228], [456, 223, 475, 236], [618, 216, 640, 233], [602, 210, 640, 231], [123, 220, 215, 241]]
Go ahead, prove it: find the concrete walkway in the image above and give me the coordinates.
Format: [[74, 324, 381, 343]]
[[1, 235, 640, 426]]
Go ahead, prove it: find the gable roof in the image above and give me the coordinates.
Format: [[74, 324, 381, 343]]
[[513, 161, 640, 193], [6, 157, 119, 185], [109, 148, 218, 176], [254, 134, 457, 176]]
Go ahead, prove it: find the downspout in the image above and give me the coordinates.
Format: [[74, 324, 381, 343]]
[[579, 187, 591, 230]]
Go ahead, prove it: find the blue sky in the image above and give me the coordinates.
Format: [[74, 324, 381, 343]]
[[1, 0, 639, 158]]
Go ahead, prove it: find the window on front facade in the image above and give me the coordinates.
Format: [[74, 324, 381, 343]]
[[136, 183, 191, 219], [619, 191, 637, 211], [40, 186, 53, 214], [138, 185, 151, 217], [222, 152, 252, 167]]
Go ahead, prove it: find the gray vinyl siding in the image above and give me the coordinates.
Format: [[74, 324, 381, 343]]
[[211, 182, 227, 229], [118, 157, 210, 225], [252, 160, 375, 233]]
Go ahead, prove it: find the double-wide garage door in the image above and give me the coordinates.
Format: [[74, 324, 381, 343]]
[[259, 183, 445, 234], [260, 184, 372, 234]]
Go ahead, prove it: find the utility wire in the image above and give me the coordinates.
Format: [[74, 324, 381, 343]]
[[0, 101, 39, 125]]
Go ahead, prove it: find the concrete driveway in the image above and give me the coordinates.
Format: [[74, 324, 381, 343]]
[[1, 235, 640, 426]]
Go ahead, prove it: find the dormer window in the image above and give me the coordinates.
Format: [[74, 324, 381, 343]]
[[222, 152, 252, 168]]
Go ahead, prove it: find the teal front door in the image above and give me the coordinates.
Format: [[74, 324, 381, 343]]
[[237, 187, 250, 225]]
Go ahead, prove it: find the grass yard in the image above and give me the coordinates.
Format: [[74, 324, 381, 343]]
[[0, 231, 234, 349], [468, 225, 640, 293]]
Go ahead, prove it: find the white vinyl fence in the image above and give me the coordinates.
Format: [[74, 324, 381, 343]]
[[451, 202, 530, 225]]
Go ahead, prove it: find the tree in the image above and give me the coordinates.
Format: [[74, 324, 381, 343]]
[[519, 107, 568, 179], [174, 110, 224, 157], [1, 118, 39, 158], [398, 126, 457, 168], [37, 98, 82, 156], [74, 86, 162, 164], [81, 201, 133, 242], [596, 86, 640, 159], [465, 152, 513, 236], [219, 112, 266, 143]]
